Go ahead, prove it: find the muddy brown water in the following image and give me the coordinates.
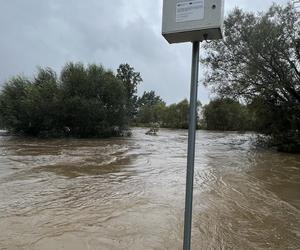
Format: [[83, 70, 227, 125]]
[[0, 128, 299, 250]]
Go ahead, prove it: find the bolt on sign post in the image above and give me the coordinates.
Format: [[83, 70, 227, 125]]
[[161, 1, 224, 249]]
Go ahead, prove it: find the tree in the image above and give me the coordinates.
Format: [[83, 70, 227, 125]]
[[137, 91, 164, 108], [201, 3, 300, 151], [59, 63, 127, 137], [117, 63, 143, 119], [135, 91, 166, 125], [202, 98, 253, 131], [26, 67, 60, 135], [0, 63, 128, 138], [0, 76, 31, 133], [162, 99, 190, 129]]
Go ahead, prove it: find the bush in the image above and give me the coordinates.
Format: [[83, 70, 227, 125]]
[[0, 63, 127, 138], [202, 98, 253, 131]]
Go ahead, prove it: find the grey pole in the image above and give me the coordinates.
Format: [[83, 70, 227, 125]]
[[183, 41, 200, 250]]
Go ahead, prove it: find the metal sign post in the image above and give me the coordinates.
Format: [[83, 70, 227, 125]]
[[161, 1, 224, 249], [183, 41, 200, 250]]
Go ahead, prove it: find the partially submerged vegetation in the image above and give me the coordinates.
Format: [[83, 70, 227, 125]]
[[201, 98, 253, 131], [0, 63, 139, 138], [134, 94, 195, 129], [201, 3, 300, 152]]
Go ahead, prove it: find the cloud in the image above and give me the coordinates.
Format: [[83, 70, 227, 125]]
[[0, 0, 290, 104]]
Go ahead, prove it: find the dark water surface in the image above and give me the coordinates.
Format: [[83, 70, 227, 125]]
[[0, 128, 299, 250]]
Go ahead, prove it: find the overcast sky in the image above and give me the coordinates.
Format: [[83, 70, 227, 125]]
[[0, 0, 289, 104]]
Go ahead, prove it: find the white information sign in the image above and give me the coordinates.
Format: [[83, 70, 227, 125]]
[[176, 0, 204, 23]]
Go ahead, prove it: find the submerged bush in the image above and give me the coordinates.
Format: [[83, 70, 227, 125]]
[[0, 63, 127, 138]]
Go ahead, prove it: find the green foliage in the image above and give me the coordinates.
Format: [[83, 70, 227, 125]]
[[135, 91, 166, 125], [135, 95, 200, 129], [0, 76, 32, 133], [137, 91, 164, 107], [201, 3, 300, 152], [0, 63, 127, 137], [117, 63, 142, 119], [202, 98, 253, 131], [162, 99, 190, 129]]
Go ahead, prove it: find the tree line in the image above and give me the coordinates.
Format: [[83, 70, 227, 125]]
[[0, 63, 141, 137], [134, 93, 254, 132], [134, 92, 192, 129]]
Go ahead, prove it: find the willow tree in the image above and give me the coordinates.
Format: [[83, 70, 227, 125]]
[[202, 3, 300, 152]]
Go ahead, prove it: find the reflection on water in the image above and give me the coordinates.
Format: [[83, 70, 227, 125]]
[[0, 128, 299, 249]]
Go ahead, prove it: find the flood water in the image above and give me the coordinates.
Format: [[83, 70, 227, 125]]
[[0, 128, 299, 250]]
